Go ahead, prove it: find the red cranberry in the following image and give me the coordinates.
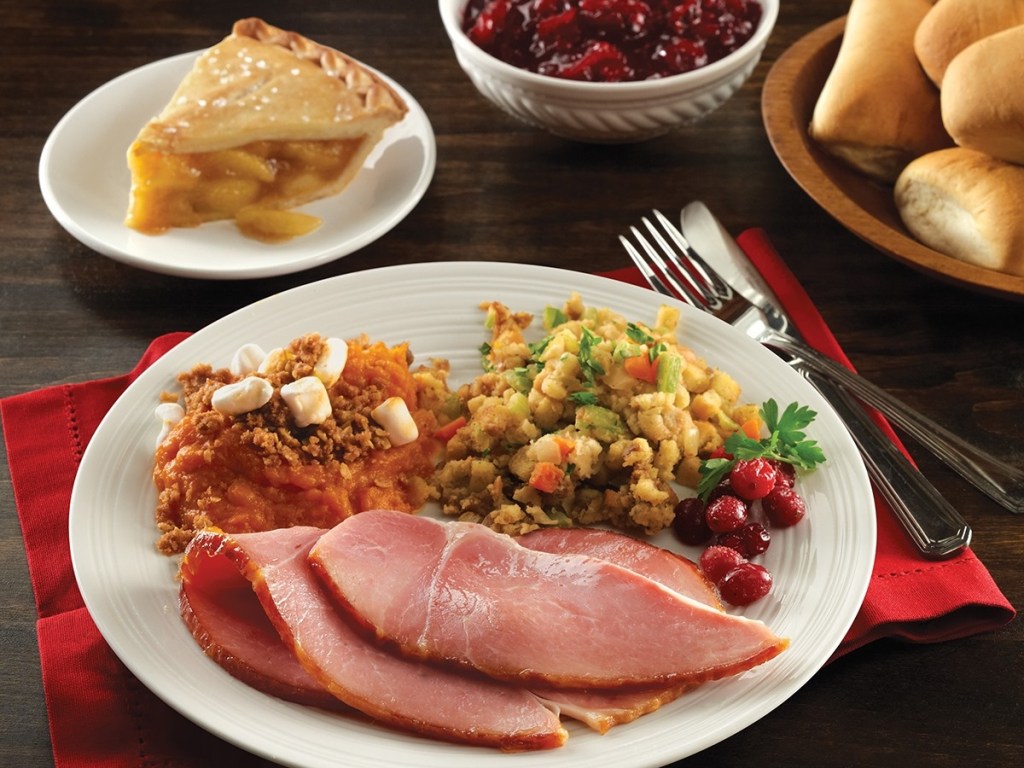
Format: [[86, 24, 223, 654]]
[[699, 545, 746, 585], [706, 477, 739, 504], [729, 457, 778, 500], [705, 493, 748, 533], [767, 459, 797, 487], [719, 562, 773, 606], [739, 521, 771, 556], [715, 521, 770, 558], [762, 484, 807, 527], [672, 497, 713, 546], [715, 529, 747, 556]]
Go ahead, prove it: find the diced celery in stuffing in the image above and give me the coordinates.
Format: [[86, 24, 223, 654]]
[[575, 404, 625, 442], [656, 351, 682, 394], [507, 391, 530, 419], [503, 368, 533, 394], [543, 306, 568, 330]]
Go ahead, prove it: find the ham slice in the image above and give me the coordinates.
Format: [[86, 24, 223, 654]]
[[180, 526, 567, 751], [311, 510, 789, 691], [519, 527, 715, 732], [179, 527, 344, 711], [518, 527, 722, 610]]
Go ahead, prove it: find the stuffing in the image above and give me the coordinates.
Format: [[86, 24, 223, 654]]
[[431, 294, 753, 537]]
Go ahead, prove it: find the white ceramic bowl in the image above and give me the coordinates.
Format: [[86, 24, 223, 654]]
[[438, 0, 779, 143]]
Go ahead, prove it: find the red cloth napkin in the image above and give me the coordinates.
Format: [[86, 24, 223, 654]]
[[0, 232, 1014, 767]]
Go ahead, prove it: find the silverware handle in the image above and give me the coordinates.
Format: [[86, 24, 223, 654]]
[[799, 367, 972, 558], [769, 334, 1024, 515]]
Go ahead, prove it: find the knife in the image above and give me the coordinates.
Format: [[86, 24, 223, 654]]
[[680, 200, 972, 558]]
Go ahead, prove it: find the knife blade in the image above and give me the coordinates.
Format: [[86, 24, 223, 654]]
[[679, 200, 972, 558]]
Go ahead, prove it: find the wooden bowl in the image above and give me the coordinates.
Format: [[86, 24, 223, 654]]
[[761, 16, 1024, 301]]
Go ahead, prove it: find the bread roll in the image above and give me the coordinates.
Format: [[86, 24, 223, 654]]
[[941, 25, 1024, 166], [809, 0, 951, 184], [894, 147, 1024, 276], [914, 0, 1024, 86]]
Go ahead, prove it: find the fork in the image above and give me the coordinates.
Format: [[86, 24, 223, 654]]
[[621, 211, 973, 558]]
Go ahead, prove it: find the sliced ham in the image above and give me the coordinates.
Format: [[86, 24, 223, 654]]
[[180, 526, 567, 751], [532, 684, 696, 734], [518, 527, 722, 610], [519, 527, 715, 732], [311, 510, 789, 691], [179, 527, 344, 712]]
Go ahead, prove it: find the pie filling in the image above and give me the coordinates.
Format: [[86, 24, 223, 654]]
[[126, 138, 364, 243]]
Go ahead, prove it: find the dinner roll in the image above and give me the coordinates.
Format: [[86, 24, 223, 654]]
[[941, 25, 1024, 166], [914, 0, 1024, 86], [809, 0, 951, 184], [894, 147, 1024, 276]]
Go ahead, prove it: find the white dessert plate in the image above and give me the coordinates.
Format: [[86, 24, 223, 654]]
[[38, 51, 435, 280], [69, 262, 875, 768]]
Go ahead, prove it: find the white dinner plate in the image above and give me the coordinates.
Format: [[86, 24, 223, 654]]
[[38, 51, 436, 280], [69, 262, 875, 768]]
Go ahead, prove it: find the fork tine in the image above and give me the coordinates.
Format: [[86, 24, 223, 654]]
[[633, 222, 710, 306], [619, 235, 677, 300], [638, 217, 715, 305], [621, 224, 706, 307], [651, 209, 734, 301]]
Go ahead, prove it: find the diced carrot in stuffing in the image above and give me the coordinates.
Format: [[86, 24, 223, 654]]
[[433, 415, 467, 442], [623, 354, 658, 384], [740, 416, 763, 440], [551, 435, 575, 459], [529, 462, 565, 493]]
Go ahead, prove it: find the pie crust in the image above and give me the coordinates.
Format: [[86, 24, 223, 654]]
[[125, 18, 408, 242]]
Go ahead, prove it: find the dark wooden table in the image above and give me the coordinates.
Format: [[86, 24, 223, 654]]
[[2, 1, 1021, 766]]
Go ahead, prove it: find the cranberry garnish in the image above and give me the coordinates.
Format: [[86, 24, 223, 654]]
[[706, 476, 739, 504], [715, 528, 747, 556], [762, 484, 807, 527], [699, 545, 746, 585], [719, 562, 773, 606], [715, 521, 769, 558], [704, 493, 748, 533], [728, 457, 778, 501], [767, 458, 797, 488], [739, 521, 771, 556], [672, 497, 713, 545]]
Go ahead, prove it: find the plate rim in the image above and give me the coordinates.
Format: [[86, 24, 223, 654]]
[[68, 261, 876, 767], [762, 16, 1024, 301], [38, 50, 436, 280]]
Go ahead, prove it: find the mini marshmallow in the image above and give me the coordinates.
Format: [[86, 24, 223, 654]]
[[154, 401, 185, 446], [280, 376, 332, 427], [371, 397, 419, 446], [314, 337, 348, 387], [258, 347, 289, 374], [211, 377, 274, 416], [230, 343, 266, 377]]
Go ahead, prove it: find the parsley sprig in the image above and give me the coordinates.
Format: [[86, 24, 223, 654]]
[[577, 327, 605, 387], [697, 399, 826, 500]]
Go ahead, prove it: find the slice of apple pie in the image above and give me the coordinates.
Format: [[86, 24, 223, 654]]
[[125, 18, 408, 243]]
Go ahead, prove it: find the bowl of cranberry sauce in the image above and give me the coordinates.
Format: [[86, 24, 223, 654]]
[[438, 0, 779, 142]]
